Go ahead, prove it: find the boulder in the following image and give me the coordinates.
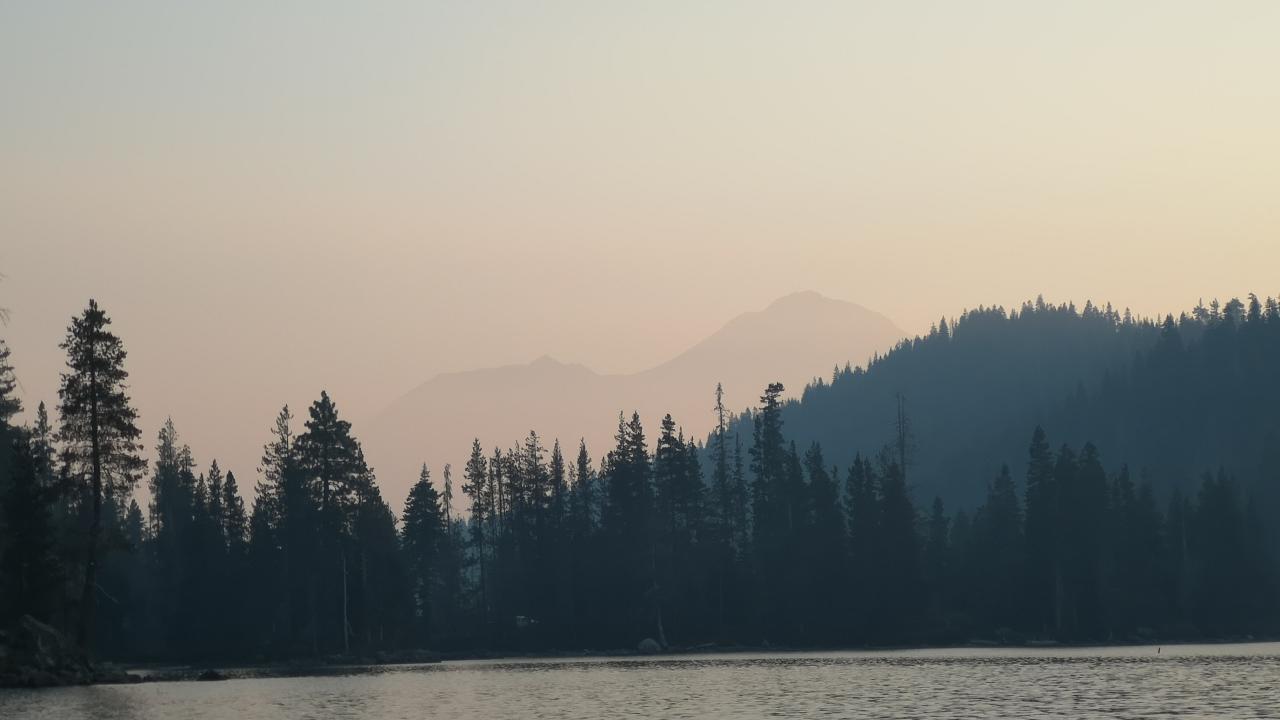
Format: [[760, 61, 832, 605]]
[[637, 638, 662, 655]]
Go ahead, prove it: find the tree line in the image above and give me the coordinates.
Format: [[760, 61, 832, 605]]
[[784, 295, 1280, 515], [0, 297, 1277, 661]]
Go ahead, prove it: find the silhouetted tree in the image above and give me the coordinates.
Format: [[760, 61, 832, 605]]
[[57, 300, 146, 649]]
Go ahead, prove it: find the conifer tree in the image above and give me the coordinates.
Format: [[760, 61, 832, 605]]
[[923, 496, 950, 626], [294, 392, 376, 653], [403, 465, 444, 637], [569, 439, 595, 535], [802, 442, 846, 636], [549, 440, 567, 531], [873, 453, 921, 640], [654, 414, 683, 555], [296, 392, 371, 532], [730, 433, 748, 554], [57, 300, 146, 649], [255, 404, 314, 653], [710, 383, 733, 545], [461, 439, 490, 618], [222, 471, 249, 552], [206, 460, 226, 545], [0, 339, 19, 425], [970, 464, 1022, 631], [750, 383, 795, 640], [30, 402, 56, 491], [442, 463, 454, 528], [1022, 426, 1057, 634], [600, 411, 653, 645]]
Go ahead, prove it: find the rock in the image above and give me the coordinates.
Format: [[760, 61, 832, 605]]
[[637, 638, 662, 655], [197, 669, 227, 681]]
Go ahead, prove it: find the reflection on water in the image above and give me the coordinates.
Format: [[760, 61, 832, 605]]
[[2, 643, 1278, 719]]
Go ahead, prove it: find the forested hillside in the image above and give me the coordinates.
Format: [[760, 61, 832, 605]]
[[0, 295, 1277, 665], [770, 296, 1280, 511]]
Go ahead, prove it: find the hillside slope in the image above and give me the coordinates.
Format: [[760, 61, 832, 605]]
[[744, 296, 1280, 511]]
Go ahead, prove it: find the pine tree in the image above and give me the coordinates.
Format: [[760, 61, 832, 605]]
[[844, 455, 878, 640], [403, 464, 444, 643], [546, 439, 574, 638], [1059, 442, 1107, 638], [874, 452, 921, 641], [750, 384, 788, 535], [654, 414, 683, 556], [124, 499, 146, 549], [206, 460, 226, 546], [295, 392, 371, 532], [711, 383, 733, 546], [461, 438, 490, 620], [30, 402, 56, 491], [245, 476, 285, 652], [600, 411, 653, 645], [442, 463, 454, 529], [1022, 426, 1058, 634], [970, 464, 1022, 633], [750, 383, 793, 641], [57, 299, 146, 649], [802, 442, 847, 638], [222, 471, 249, 552], [0, 339, 19, 425], [923, 497, 949, 628], [255, 404, 315, 653], [549, 440, 567, 531], [564, 439, 598, 644], [293, 392, 376, 654], [730, 433, 748, 555], [569, 439, 595, 536]]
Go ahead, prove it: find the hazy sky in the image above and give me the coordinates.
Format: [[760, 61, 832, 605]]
[[2, 2, 1278, 485]]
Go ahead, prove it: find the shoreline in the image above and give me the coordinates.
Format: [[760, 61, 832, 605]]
[[8, 635, 1278, 689], [120, 635, 1280, 684]]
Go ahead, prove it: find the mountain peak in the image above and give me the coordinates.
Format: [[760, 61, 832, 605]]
[[368, 294, 905, 505], [763, 290, 877, 316], [767, 290, 829, 308]]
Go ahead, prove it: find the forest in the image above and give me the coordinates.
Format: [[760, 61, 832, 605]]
[[0, 295, 1278, 662]]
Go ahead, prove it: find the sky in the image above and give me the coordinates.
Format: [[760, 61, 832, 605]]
[[2, 2, 1279, 489]]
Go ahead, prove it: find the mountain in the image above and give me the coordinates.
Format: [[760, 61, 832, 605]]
[[363, 292, 904, 503], [635, 290, 904, 413]]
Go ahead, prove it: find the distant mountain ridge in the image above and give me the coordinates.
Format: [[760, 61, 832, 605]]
[[364, 292, 905, 503]]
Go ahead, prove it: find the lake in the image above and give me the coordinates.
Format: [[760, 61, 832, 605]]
[[2, 643, 1278, 719]]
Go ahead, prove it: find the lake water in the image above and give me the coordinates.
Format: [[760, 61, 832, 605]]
[[2, 643, 1278, 719]]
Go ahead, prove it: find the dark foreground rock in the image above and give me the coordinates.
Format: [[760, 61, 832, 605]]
[[0, 615, 141, 688]]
